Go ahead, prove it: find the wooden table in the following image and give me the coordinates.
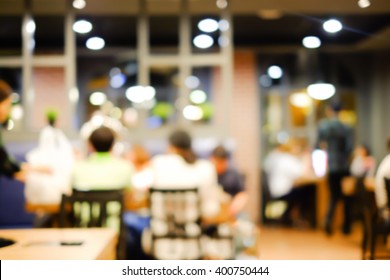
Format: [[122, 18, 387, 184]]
[[0, 228, 117, 260]]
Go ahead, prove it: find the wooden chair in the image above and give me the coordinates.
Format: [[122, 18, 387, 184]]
[[362, 177, 390, 259], [59, 189, 125, 259]]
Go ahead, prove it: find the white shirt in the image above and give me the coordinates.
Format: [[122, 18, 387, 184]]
[[264, 150, 304, 198], [375, 154, 390, 219], [150, 154, 220, 217]]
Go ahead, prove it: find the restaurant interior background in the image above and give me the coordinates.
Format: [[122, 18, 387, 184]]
[[1, 0, 390, 223]]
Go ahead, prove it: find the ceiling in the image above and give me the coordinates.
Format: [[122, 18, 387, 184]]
[[0, 0, 390, 52]]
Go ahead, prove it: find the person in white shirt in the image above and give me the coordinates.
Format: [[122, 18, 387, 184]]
[[151, 129, 220, 217], [264, 141, 305, 225], [375, 138, 390, 221]]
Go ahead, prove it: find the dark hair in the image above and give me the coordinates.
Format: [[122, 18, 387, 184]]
[[0, 80, 12, 103], [212, 145, 230, 159], [169, 129, 197, 164], [328, 101, 342, 112], [360, 143, 371, 156], [89, 126, 115, 152]]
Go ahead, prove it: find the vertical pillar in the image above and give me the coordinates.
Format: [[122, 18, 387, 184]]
[[21, 0, 34, 130], [177, 0, 191, 126], [65, 1, 78, 130]]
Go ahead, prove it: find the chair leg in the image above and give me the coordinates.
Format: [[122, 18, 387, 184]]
[[370, 227, 376, 260]]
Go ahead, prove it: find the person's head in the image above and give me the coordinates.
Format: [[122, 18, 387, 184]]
[[355, 144, 371, 157], [88, 126, 115, 153], [210, 145, 230, 174], [0, 80, 13, 125], [325, 101, 342, 118], [168, 129, 196, 164]]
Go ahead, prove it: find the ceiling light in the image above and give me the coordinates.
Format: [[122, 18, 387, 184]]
[[26, 19, 36, 34], [73, 20, 92, 34], [86, 37, 105, 50], [358, 0, 371, 8], [193, 34, 214, 49], [307, 83, 336, 100], [216, 0, 228, 9], [73, 0, 86, 10], [323, 19, 342, 33], [267, 65, 283, 79], [198, 19, 219, 33], [302, 36, 321, 49]]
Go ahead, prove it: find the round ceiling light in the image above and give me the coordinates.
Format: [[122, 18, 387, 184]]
[[86, 37, 105, 50], [267, 65, 283, 79], [198, 19, 219, 33], [323, 19, 342, 33], [193, 34, 214, 49], [302, 36, 321, 49], [73, 20, 92, 34]]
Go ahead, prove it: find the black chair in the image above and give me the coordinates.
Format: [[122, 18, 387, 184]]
[[146, 187, 203, 260], [59, 189, 125, 259], [361, 177, 390, 259]]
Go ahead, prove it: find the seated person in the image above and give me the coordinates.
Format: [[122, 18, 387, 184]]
[[263, 140, 314, 226], [210, 144, 247, 218], [72, 126, 134, 229], [150, 129, 221, 217], [375, 137, 390, 222]]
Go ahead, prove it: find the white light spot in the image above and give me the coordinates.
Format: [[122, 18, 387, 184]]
[[302, 36, 321, 49], [86, 37, 105, 50], [73, 20, 92, 34], [193, 34, 214, 49]]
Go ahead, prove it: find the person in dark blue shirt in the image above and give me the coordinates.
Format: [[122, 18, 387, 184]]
[[210, 145, 247, 217], [316, 102, 354, 235]]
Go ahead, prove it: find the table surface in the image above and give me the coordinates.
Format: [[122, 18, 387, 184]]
[[0, 228, 117, 260]]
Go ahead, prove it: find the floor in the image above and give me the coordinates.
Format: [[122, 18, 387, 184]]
[[252, 224, 366, 260]]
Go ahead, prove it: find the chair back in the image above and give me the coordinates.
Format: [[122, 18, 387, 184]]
[[59, 189, 125, 258], [148, 187, 202, 259]]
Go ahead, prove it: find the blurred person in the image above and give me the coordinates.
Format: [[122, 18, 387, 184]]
[[350, 144, 376, 178], [374, 137, 390, 221], [151, 129, 221, 217], [127, 144, 153, 191], [210, 144, 247, 217], [24, 110, 75, 204], [124, 144, 153, 260], [147, 129, 224, 259], [73, 126, 133, 191], [0, 80, 50, 182], [263, 140, 305, 225], [316, 102, 354, 235], [79, 108, 127, 157]]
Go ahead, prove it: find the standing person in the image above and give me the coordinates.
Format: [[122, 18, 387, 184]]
[[0, 80, 50, 181], [0, 80, 21, 180], [316, 102, 354, 235]]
